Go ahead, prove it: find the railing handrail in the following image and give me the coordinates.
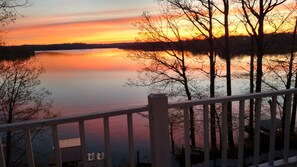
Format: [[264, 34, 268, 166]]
[[169, 88, 297, 109], [1, 88, 297, 167], [1, 88, 297, 132], [0, 105, 149, 132]]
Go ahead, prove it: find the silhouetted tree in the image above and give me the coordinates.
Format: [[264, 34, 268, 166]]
[[128, 10, 206, 147], [0, 58, 58, 166], [262, 13, 297, 132], [222, 0, 234, 148], [212, 0, 235, 148], [240, 0, 288, 93], [161, 0, 220, 151], [239, 0, 294, 138], [0, 0, 28, 44]]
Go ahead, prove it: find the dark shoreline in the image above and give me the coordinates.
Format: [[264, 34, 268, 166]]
[[1, 33, 296, 60]]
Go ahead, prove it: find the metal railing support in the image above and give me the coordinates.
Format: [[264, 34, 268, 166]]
[[148, 94, 171, 167]]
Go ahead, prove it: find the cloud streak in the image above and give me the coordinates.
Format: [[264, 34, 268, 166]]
[[6, 15, 143, 45]]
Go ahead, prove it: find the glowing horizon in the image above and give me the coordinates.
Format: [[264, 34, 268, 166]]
[[2, 0, 296, 46], [3, 0, 158, 46], [5, 16, 144, 45]]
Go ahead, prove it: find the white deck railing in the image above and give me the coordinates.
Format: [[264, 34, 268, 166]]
[[1, 89, 297, 167]]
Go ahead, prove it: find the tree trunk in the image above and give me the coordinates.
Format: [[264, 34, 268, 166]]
[[189, 107, 196, 146], [290, 18, 297, 133], [255, 29, 264, 92], [6, 106, 13, 166], [291, 72, 297, 133], [205, 0, 217, 153], [170, 123, 175, 153], [183, 58, 196, 146], [255, 0, 264, 93], [249, 36, 255, 138], [223, 0, 234, 148]]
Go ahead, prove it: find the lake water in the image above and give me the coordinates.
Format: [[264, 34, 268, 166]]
[[37, 48, 287, 116], [34, 48, 152, 166], [30, 48, 292, 166], [37, 48, 149, 115]]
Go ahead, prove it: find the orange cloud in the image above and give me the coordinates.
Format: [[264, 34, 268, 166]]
[[5, 16, 143, 45]]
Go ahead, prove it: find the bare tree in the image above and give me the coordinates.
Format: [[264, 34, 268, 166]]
[[0, 0, 28, 44], [160, 0, 221, 151], [239, 0, 294, 138], [261, 12, 297, 130], [221, 0, 234, 148], [128, 10, 207, 147], [240, 0, 288, 93], [211, 0, 236, 148], [0, 58, 58, 166]]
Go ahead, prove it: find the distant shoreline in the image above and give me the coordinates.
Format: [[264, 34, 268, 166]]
[[1, 33, 296, 60]]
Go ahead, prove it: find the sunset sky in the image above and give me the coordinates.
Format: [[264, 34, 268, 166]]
[[4, 0, 158, 45], [3, 0, 295, 46]]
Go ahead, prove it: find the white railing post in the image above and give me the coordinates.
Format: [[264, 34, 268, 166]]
[[269, 96, 277, 166], [183, 107, 191, 167], [238, 100, 245, 167], [0, 136, 5, 167], [127, 113, 135, 167], [104, 117, 112, 167], [51, 125, 62, 167], [254, 98, 262, 167], [283, 93, 292, 163], [79, 121, 88, 167], [23, 128, 35, 167], [203, 104, 210, 166], [222, 102, 228, 167], [148, 94, 171, 167]]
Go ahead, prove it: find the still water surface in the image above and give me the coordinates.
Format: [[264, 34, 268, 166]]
[[32, 48, 291, 166], [35, 48, 151, 166], [37, 48, 149, 115]]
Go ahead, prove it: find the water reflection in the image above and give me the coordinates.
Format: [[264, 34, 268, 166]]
[[36, 48, 148, 116], [37, 48, 139, 72], [11, 49, 295, 166], [57, 114, 150, 166], [34, 48, 150, 166]]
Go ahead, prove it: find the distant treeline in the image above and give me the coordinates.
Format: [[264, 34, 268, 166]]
[[118, 33, 297, 58], [0, 33, 296, 60], [0, 46, 35, 61]]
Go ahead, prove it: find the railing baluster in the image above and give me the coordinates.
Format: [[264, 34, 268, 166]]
[[203, 104, 209, 167], [51, 125, 62, 167], [238, 100, 245, 167], [254, 98, 261, 167], [0, 135, 6, 167], [127, 113, 135, 167], [284, 93, 292, 163], [104, 117, 112, 167], [23, 128, 35, 167], [183, 106, 191, 167], [0, 89, 296, 167], [79, 121, 88, 167], [269, 96, 277, 166], [222, 102, 228, 167]]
